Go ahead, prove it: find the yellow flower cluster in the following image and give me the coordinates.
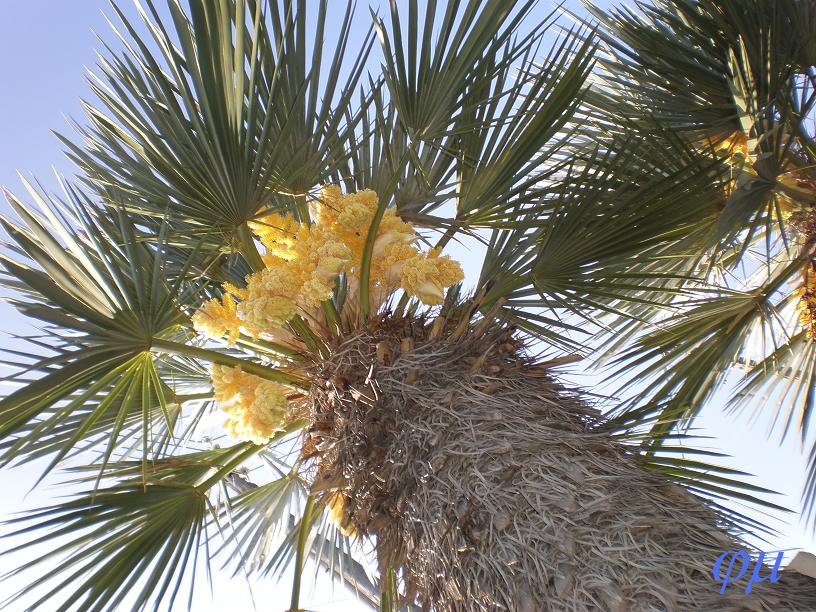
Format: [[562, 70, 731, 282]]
[[210, 365, 288, 444], [400, 248, 465, 305], [715, 131, 753, 202], [242, 213, 352, 330], [315, 185, 463, 297], [192, 291, 243, 345], [312, 186, 415, 275], [715, 131, 750, 162], [714, 128, 814, 221], [795, 276, 816, 340], [325, 492, 356, 538], [240, 186, 463, 328], [193, 187, 463, 342]]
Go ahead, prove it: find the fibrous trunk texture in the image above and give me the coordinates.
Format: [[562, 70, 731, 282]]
[[304, 316, 816, 610]]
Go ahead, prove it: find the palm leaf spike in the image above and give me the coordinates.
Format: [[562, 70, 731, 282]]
[[288, 493, 317, 612]]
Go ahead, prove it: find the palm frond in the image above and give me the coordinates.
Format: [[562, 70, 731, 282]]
[[584, 0, 804, 134], [452, 24, 594, 226], [0, 443, 258, 612], [64, 0, 373, 240], [0, 181, 304, 478], [0, 182, 189, 475], [605, 404, 793, 536], [373, 0, 536, 141]]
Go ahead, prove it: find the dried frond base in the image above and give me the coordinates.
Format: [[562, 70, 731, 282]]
[[305, 316, 816, 610], [787, 209, 816, 241]]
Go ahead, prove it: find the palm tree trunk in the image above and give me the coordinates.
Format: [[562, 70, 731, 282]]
[[305, 316, 816, 610]]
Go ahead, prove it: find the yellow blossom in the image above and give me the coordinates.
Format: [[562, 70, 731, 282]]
[[400, 249, 464, 305], [372, 230, 417, 259], [712, 127, 814, 220], [314, 239, 353, 281], [715, 131, 749, 163], [211, 365, 288, 444], [314, 186, 376, 262], [239, 294, 298, 330], [192, 294, 243, 345], [311, 186, 414, 268], [249, 213, 300, 259], [378, 208, 415, 237], [429, 247, 466, 285], [239, 267, 299, 329], [249, 212, 351, 323], [211, 364, 249, 403], [223, 282, 247, 300], [260, 252, 289, 270], [299, 276, 335, 307], [314, 185, 378, 229], [325, 492, 357, 538], [314, 186, 462, 304], [231, 186, 465, 331], [795, 276, 816, 341], [371, 238, 419, 286]]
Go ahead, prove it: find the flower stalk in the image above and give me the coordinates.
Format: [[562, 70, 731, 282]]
[[150, 337, 309, 389]]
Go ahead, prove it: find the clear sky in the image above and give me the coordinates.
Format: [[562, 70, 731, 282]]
[[0, 1, 814, 611]]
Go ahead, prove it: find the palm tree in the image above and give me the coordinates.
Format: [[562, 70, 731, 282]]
[[1, 0, 816, 609]]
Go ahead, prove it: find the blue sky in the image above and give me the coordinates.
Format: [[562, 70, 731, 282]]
[[0, 1, 814, 610]]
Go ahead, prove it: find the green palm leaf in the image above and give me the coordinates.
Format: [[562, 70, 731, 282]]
[[574, 1, 816, 499], [0, 443, 258, 612], [0, 181, 303, 479], [0, 183, 186, 473], [64, 0, 372, 242]]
